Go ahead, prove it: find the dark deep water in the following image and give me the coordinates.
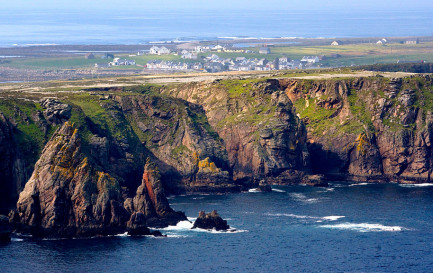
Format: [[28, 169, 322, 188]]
[[1, 182, 433, 272]]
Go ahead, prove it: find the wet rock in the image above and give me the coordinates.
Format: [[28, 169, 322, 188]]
[[257, 180, 272, 192], [192, 210, 230, 231], [302, 174, 329, 187]]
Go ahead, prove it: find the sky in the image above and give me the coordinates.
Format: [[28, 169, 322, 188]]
[[4, 0, 433, 10]]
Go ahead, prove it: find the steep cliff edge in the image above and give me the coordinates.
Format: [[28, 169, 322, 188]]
[[12, 122, 185, 238], [114, 94, 235, 193], [163, 79, 311, 185], [283, 75, 433, 182]]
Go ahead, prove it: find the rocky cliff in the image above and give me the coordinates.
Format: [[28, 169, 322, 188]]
[[12, 122, 186, 238], [114, 94, 235, 192], [283, 75, 433, 182], [163, 79, 311, 186], [4, 73, 433, 236]]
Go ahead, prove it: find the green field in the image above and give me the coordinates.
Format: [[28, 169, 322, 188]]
[[1, 42, 432, 71]]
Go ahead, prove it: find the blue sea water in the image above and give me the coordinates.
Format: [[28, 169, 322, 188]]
[[1, 182, 433, 272], [1, 9, 433, 47]]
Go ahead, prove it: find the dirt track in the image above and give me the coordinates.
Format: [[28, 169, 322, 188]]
[[0, 70, 421, 93]]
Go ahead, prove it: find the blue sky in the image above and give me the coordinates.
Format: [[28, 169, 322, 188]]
[[4, 0, 433, 10]]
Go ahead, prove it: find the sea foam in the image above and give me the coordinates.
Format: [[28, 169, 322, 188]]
[[399, 183, 433, 188], [266, 213, 345, 222], [319, 223, 408, 232]]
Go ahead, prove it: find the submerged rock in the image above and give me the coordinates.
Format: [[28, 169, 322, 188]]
[[192, 210, 230, 231], [0, 215, 12, 242]]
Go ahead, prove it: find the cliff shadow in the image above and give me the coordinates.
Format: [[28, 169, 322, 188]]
[[308, 142, 346, 175]]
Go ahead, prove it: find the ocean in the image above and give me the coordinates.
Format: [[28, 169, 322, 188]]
[[1, 182, 433, 272], [1, 9, 433, 47]]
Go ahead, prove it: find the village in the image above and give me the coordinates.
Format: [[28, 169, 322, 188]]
[[94, 44, 322, 73]]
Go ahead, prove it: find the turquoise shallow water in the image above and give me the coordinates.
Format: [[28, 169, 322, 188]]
[[1, 9, 433, 46], [1, 182, 433, 272]]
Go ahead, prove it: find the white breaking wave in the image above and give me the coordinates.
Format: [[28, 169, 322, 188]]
[[266, 213, 345, 222], [248, 188, 286, 193], [11, 238, 24, 242], [166, 234, 190, 238], [399, 183, 433, 188], [348, 183, 370, 187], [114, 232, 129, 237], [319, 222, 408, 232], [322, 216, 346, 221], [161, 220, 193, 231], [289, 193, 321, 203], [160, 220, 248, 234]]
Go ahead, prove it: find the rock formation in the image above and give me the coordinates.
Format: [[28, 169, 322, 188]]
[[284, 75, 433, 183], [125, 158, 187, 229], [192, 210, 230, 231], [115, 94, 236, 193], [13, 122, 185, 238], [163, 79, 311, 186]]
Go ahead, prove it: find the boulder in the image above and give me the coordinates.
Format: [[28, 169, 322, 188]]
[[192, 210, 230, 231]]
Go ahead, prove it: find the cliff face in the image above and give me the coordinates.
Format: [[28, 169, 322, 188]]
[[163, 79, 311, 185], [283, 75, 433, 182], [0, 114, 26, 213], [13, 122, 185, 238], [115, 94, 234, 192]]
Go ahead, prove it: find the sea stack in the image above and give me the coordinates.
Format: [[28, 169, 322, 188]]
[[192, 210, 230, 231]]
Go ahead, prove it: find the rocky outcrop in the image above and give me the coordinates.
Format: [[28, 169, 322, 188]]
[[284, 75, 433, 183], [13, 122, 184, 238], [126, 158, 187, 229], [192, 210, 230, 231], [163, 79, 311, 186], [0, 215, 12, 242], [40, 98, 71, 125]]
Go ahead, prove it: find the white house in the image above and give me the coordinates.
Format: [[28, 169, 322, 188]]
[[195, 46, 210, 53], [331, 41, 340, 46], [405, 39, 419, 45], [149, 46, 171, 55], [181, 52, 198, 59], [301, 56, 320, 63], [110, 58, 135, 66], [212, 45, 226, 52], [149, 46, 160, 55]]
